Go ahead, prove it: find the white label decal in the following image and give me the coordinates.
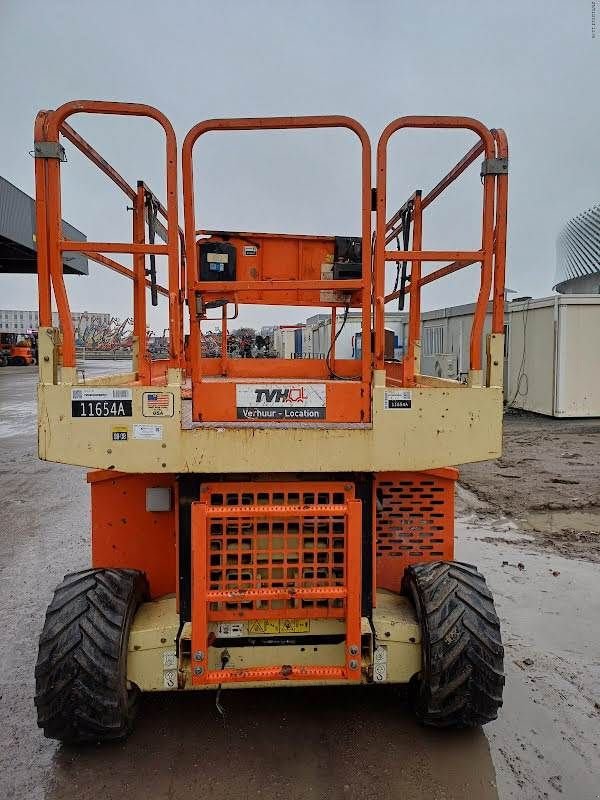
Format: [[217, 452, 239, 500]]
[[373, 645, 388, 682], [243, 245, 258, 256], [163, 670, 177, 689], [163, 650, 177, 670], [384, 390, 412, 410], [71, 388, 132, 401], [216, 622, 246, 638], [133, 424, 163, 440], [236, 383, 326, 420], [207, 252, 228, 263]]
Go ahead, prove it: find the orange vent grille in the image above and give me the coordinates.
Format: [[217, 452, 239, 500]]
[[199, 482, 353, 620], [375, 470, 456, 592]]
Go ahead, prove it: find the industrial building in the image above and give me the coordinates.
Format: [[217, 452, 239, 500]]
[[272, 323, 304, 359], [555, 202, 600, 294], [303, 311, 405, 360], [1, 175, 106, 338], [0, 175, 87, 276], [284, 295, 599, 418], [0, 308, 110, 335]]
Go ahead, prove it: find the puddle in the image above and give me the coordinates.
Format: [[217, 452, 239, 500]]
[[521, 508, 600, 534]]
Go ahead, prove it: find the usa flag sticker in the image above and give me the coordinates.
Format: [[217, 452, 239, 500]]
[[142, 391, 174, 418]]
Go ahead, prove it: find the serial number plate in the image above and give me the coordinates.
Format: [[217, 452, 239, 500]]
[[71, 388, 133, 418], [72, 400, 132, 417]]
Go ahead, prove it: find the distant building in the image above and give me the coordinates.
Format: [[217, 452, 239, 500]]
[[555, 203, 600, 294], [0, 309, 110, 335], [0, 175, 88, 275], [273, 324, 304, 358], [301, 296, 600, 418], [259, 325, 275, 339], [304, 311, 404, 361]]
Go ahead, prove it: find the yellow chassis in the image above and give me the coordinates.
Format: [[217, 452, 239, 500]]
[[37, 328, 504, 474], [127, 591, 421, 691]]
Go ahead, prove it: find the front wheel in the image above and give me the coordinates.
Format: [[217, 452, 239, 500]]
[[403, 561, 504, 728], [35, 568, 147, 743]]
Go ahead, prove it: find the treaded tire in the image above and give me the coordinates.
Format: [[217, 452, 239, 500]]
[[35, 568, 147, 743], [403, 561, 504, 728]]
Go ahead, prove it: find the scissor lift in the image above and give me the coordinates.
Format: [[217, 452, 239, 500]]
[[33, 102, 508, 742]]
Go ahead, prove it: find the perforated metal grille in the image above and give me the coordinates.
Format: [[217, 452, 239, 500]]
[[200, 483, 352, 619], [375, 471, 454, 591]]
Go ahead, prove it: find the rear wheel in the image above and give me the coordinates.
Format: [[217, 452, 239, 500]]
[[403, 561, 504, 728], [11, 356, 25, 366], [35, 568, 147, 743]]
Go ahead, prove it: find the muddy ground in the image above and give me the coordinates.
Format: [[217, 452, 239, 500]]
[[459, 410, 600, 562], [1, 365, 599, 800]]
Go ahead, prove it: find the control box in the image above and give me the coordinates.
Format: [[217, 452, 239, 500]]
[[198, 241, 237, 281]]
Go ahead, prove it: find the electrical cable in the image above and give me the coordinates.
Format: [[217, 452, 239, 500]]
[[145, 192, 159, 307], [506, 298, 530, 409], [392, 204, 412, 310], [325, 304, 360, 380], [215, 648, 230, 719]]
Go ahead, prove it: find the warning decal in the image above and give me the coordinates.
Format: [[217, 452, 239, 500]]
[[248, 619, 310, 634]]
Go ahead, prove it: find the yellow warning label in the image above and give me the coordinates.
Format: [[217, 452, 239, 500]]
[[248, 619, 310, 634], [248, 620, 279, 634]]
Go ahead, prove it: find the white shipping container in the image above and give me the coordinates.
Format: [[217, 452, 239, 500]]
[[273, 326, 302, 358], [506, 295, 600, 417], [299, 297, 600, 417], [309, 313, 405, 360]]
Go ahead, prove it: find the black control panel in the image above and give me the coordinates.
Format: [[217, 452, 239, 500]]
[[198, 241, 237, 282], [333, 236, 362, 279]]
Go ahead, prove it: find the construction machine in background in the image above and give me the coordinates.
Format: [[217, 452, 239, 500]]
[[0, 332, 37, 365], [33, 102, 508, 743]]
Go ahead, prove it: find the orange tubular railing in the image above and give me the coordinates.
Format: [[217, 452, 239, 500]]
[[374, 116, 508, 385], [34, 101, 182, 374], [35, 106, 506, 394], [181, 115, 372, 420], [491, 128, 509, 335]]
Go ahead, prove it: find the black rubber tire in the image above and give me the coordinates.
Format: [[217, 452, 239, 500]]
[[403, 561, 504, 728], [11, 357, 25, 366], [35, 568, 147, 744]]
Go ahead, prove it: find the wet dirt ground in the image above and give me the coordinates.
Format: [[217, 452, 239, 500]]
[[1, 365, 599, 799], [459, 410, 600, 562]]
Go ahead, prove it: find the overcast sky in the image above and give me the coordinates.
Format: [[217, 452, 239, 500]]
[[1, 0, 598, 333]]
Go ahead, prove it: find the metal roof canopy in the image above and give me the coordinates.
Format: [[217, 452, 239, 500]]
[[0, 175, 88, 275]]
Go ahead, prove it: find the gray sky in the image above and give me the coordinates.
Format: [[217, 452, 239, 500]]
[[1, 0, 598, 333]]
